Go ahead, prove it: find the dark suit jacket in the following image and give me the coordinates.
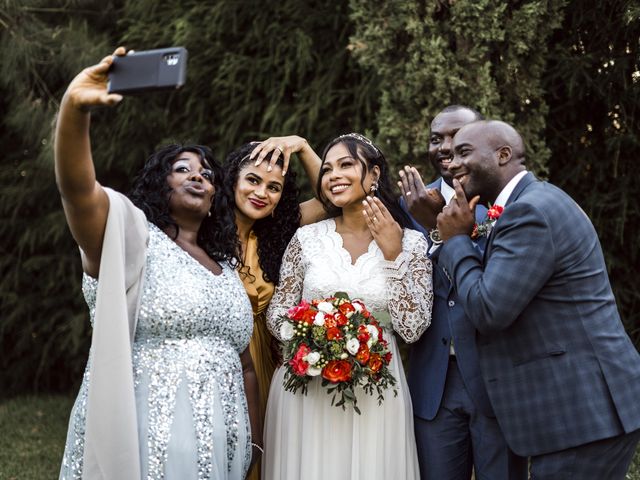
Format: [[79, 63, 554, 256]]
[[405, 178, 493, 420], [438, 172, 640, 456]]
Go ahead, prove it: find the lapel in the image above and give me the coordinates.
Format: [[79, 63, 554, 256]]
[[483, 172, 536, 260]]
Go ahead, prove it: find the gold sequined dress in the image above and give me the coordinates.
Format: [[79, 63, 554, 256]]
[[239, 231, 279, 480]]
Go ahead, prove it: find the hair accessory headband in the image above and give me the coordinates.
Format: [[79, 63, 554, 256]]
[[336, 132, 381, 155]]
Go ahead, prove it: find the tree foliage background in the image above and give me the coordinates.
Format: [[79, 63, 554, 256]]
[[1, 0, 638, 397]]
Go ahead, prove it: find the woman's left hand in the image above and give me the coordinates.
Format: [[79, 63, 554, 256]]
[[249, 135, 310, 176], [363, 196, 403, 261]]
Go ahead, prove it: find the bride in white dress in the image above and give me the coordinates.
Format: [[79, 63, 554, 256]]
[[262, 133, 433, 480]]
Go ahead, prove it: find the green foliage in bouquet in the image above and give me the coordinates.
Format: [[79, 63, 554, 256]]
[[280, 292, 397, 414]]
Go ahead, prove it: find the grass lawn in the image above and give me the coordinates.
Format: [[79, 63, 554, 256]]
[[0, 395, 73, 479], [0, 394, 639, 479]]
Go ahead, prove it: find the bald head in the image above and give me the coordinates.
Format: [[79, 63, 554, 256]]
[[458, 120, 526, 165]]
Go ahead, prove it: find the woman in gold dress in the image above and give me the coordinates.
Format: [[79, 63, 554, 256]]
[[222, 137, 325, 479]]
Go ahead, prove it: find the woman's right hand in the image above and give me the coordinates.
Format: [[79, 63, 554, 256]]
[[249, 135, 311, 176], [63, 47, 126, 111]]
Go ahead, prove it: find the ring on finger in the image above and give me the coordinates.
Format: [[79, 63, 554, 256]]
[[406, 191, 412, 196], [373, 216, 379, 222]]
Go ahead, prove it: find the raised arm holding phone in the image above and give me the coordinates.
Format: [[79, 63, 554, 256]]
[[56, 48, 261, 480]]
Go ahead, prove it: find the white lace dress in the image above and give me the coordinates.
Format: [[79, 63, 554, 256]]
[[262, 218, 432, 480]]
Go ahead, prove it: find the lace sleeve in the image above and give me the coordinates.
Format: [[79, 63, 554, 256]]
[[266, 232, 306, 342], [382, 231, 433, 343]]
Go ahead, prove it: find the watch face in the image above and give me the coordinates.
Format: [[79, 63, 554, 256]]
[[429, 228, 443, 245]]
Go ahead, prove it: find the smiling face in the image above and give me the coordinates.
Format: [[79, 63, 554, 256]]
[[233, 161, 284, 223], [429, 108, 479, 185], [319, 143, 379, 210], [166, 151, 216, 219], [449, 123, 504, 205]]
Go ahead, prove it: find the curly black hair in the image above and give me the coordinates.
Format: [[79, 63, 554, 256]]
[[128, 144, 240, 265], [317, 134, 413, 229], [223, 142, 301, 285]]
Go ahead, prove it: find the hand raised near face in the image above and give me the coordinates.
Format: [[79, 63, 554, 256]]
[[398, 166, 445, 230], [64, 47, 126, 111], [436, 179, 480, 242], [362, 196, 403, 261], [250, 135, 311, 176]]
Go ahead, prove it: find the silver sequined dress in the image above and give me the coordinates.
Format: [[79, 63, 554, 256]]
[[60, 223, 253, 479]]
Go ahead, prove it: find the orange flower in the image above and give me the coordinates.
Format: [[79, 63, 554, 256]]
[[324, 315, 337, 328], [322, 360, 352, 383], [368, 353, 383, 373], [301, 309, 317, 324], [326, 327, 343, 340], [356, 344, 370, 364]]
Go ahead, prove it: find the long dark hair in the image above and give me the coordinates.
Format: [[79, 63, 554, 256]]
[[317, 133, 413, 229], [128, 143, 239, 264], [223, 142, 301, 284]]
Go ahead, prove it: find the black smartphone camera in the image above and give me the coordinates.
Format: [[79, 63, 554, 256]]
[[107, 47, 188, 94]]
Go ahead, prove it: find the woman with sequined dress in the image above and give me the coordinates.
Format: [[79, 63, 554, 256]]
[[222, 139, 326, 480], [263, 133, 433, 480], [56, 48, 259, 479]]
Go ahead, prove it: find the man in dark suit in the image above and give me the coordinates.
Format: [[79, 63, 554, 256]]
[[436, 119, 640, 478], [400, 106, 526, 479]]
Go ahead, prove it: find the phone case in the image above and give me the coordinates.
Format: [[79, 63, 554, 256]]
[[107, 47, 188, 94]]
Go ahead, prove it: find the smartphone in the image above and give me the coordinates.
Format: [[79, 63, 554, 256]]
[[107, 47, 188, 94]]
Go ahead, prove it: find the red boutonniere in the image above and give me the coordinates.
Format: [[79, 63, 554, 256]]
[[471, 204, 504, 239]]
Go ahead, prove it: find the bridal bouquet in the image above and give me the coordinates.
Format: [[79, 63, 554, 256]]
[[279, 292, 397, 414]]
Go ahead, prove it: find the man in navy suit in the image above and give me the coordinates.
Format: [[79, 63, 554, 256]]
[[400, 106, 526, 479], [436, 119, 640, 478]]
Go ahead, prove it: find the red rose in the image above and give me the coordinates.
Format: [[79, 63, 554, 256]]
[[487, 205, 504, 220], [289, 344, 311, 376], [357, 324, 370, 343], [368, 353, 383, 373], [334, 312, 348, 327], [322, 360, 352, 383], [287, 300, 310, 320], [356, 344, 370, 364], [326, 327, 343, 340], [338, 302, 355, 316], [302, 308, 317, 324], [383, 351, 392, 364]]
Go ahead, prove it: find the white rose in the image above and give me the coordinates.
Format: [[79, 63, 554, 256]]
[[307, 366, 322, 376], [317, 301, 335, 314], [280, 322, 295, 341], [346, 337, 360, 356], [304, 351, 321, 365], [367, 325, 379, 343], [313, 312, 326, 326], [352, 301, 363, 313]]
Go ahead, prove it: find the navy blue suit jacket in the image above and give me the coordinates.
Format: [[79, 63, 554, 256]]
[[438, 172, 640, 456], [405, 178, 493, 420]]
